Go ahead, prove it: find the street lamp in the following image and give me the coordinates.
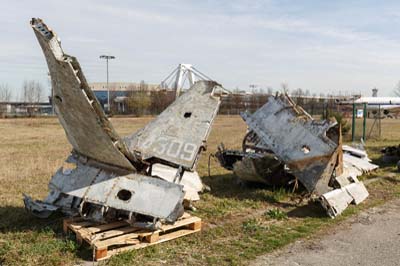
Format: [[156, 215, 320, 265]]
[[99, 55, 116, 113]]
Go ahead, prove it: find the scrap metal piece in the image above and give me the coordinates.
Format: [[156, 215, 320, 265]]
[[241, 94, 341, 193], [345, 182, 369, 204], [78, 174, 184, 222], [23, 194, 59, 218], [334, 146, 378, 187], [24, 18, 221, 224], [320, 187, 354, 218], [343, 153, 378, 175], [321, 145, 372, 218], [381, 145, 400, 170], [151, 164, 203, 201], [216, 95, 377, 218], [31, 18, 137, 171], [124, 80, 221, 170], [320, 181, 369, 218], [216, 146, 293, 186]]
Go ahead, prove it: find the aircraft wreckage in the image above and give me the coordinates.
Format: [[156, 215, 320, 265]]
[[381, 144, 400, 171], [216, 94, 378, 217], [24, 18, 222, 226]]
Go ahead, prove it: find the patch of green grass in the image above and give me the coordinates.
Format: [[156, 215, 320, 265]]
[[270, 187, 290, 202], [242, 218, 262, 232], [265, 208, 288, 220]]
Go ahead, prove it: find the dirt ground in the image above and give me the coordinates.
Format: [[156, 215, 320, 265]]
[[251, 196, 400, 266]]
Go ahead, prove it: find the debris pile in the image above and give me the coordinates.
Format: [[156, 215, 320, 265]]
[[216, 94, 378, 218], [381, 144, 400, 171], [24, 18, 222, 226]]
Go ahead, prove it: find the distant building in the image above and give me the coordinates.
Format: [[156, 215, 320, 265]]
[[0, 102, 52, 117], [89, 82, 165, 111]]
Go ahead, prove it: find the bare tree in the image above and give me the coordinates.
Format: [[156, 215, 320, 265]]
[[22, 80, 44, 103], [0, 84, 12, 117], [281, 82, 289, 94], [394, 81, 400, 96], [0, 84, 12, 102], [21, 80, 44, 116], [126, 81, 151, 116]]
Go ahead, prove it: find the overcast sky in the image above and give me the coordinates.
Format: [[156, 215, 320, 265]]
[[1, 0, 400, 99]]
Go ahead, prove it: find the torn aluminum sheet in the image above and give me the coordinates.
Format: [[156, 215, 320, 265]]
[[320, 145, 376, 218], [24, 18, 221, 224], [381, 144, 400, 171], [240, 94, 342, 194], [215, 145, 294, 186], [150, 164, 204, 201], [216, 94, 377, 218], [320, 181, 369, 218], [124, 80, 221, 171], [217, 94, 341, 194], [334, 146, 378, 187], [30, 20, 136, 171]]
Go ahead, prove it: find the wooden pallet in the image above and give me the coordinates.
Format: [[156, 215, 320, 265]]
[[63, 213, 202, 261]]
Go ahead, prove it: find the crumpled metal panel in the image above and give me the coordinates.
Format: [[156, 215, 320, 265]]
[[342, 154, 378, 175], [320, 181, 369, 218], [320, 187, 354, 218], [241, 95, 339, 192], [124, 80, 221, 170], [83, 174, 184, 221], [232, 154, 292, 186], [320, 145, 373, 218], [345, 182, 369, 204], [151, 164, 203, 201], [25, 18, 220, 224], [26, 154, 185, 222], [23, 194, 59, 218], [31, 18, 135, 170]]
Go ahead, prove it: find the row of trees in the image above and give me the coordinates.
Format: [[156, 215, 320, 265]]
[[0, 81, 46, 117], [108, 81, 176, 116], [0, 80, 45, 103], [219, 93, 343, 116], [21, 80, 45, 103], [107, 86, 344, 118]]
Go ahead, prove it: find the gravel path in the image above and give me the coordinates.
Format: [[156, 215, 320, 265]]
[[251, 198, 400, 266]]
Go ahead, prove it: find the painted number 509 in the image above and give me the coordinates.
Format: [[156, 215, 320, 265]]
[[154, 138, 197, 161]]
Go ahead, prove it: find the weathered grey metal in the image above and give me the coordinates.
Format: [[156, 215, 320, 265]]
[[24, 154, 185, 222], [215, 148, 293, 186], [319, 187, 354, 218], [151, 164, 203, 201], [320, 181, 369, 218], [124, 80, 221, 170], [381, 144, 400, 170], [320, 145, 374, 218], [342, 153, 378, 175], [24, 18, 221, 224], [241, 95, 340, 192], [31, 18, 136, 170], [80, 174, 184, 222], [23, 194, 59, 218], [215, 94, 376, 218]]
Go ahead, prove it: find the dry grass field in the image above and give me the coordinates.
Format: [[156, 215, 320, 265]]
[[0, 116, 399, 265]]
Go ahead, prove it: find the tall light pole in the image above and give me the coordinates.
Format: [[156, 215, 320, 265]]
[[99, 55, 115, 113]]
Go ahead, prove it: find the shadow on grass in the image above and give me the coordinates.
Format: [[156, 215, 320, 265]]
[[202, 173, 301, 208], [202, 173, 349, 219], [287, 201, 327, 218], [0, 205, 64, 233], [0, 205, 93, 261]]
